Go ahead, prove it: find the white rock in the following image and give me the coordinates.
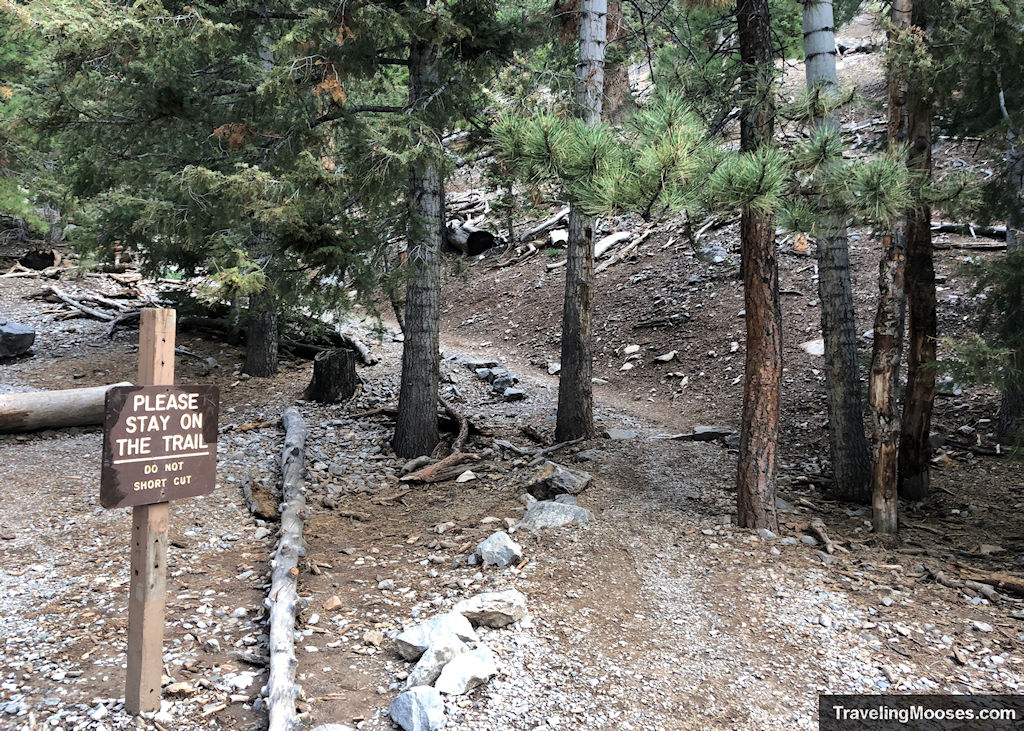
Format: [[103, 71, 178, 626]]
[[623, 344, 641, 355], [395, 612, 478, 661], [654, 350, 677, 362], [406, 635, 468, 688], [515, 501, 593, 532], [434, 647, 499, 695], [454, 589, 528, 628], [389, 686, 446, 731], [475, 531, 523, 568], [455, 470, 477, 483], [800, 338, 825, 357]]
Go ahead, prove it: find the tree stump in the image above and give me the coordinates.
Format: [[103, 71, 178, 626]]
[[304, 348, 357, 403]]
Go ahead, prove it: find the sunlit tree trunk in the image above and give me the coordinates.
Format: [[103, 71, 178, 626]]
[[735, 0, 780, 531]]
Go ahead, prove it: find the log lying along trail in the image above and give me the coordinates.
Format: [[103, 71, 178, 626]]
[[265, 407, 308, 731], [0, 382, 132, 432]]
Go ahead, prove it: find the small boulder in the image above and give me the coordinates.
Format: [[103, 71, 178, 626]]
[[526, 461, 592, 501], [475, 531, 523, 568], [434, 647, 499, 695], [389, 687, 446, 731], [406, 635, 467, 688], [515, 501, 593, 532], [502, 388, 526, 402], [395, 612, 478, 661], [0, 319, 35, 359], [691, 425, 734, 441], [454, 589, 528, 628]]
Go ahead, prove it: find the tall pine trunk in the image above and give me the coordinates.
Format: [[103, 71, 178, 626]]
[[394, 40, 443, 458], [555, 0, 606, 443], [735, 0, 780, 531], [244, 289, 279, 377], [802, 0, 871, 503], [898, 1, 935, 501], [870, 0, 911, 534]]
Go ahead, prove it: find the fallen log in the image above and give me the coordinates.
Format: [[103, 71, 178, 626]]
[[0, 382, 132, 432], [42, 285, 116, 322], [519, 206, 570, 243], [930, 221, 1007, 240], [336, 332, 376, 366], [527, 437, 585, 467], [594, 232, 632, 259], [446, 220, 497, 256], [957, 568, 1024, 598], [265, 408, 308, 731]]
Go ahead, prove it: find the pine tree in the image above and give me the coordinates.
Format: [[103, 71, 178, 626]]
[[870, 0, 913, 534], [734, 0, 781, 531], [556, 0, 607, 443], [897, 0, 936, 501], [800, 0, 871, 503]]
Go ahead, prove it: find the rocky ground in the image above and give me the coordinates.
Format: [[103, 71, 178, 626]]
[[1, 260, 1022, 731], [2, 9, 1024, 731]]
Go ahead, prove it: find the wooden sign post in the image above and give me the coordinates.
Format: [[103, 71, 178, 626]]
[[100, 308, 220, 714], [126, 308, 175, 715]]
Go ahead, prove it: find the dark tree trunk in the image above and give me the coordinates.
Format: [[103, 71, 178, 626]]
[[244, 290, 279, 377], [735, 0, 780, 531], [394, 40, 443, 458], [305, 348, 357, 403], [898, 1, 935, 501], [869, 234, 906, 534], [555, 0, 606, 442], [870, 0, 911, 534], [556, 210, 597, 441], [802, 0, 870, 503]]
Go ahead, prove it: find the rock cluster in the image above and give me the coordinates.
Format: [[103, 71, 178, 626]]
[[389, 590, 528, 731], [463, 358, 524, 402]]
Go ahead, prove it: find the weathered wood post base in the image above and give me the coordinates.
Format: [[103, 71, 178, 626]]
[[125, 502, 169, 714], [125, 308, 175, 714]]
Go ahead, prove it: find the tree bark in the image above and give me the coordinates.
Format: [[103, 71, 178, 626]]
[[870, 0, 912, 534], [304, 348, 357, 403], [244, 289, 279, 377], [802, 0, 871, 503], [735, 0, 780, 531], [869, 234, 906, 534], [394, 40, 443, 458], [557, 211, 597, 441], [555, 0, 606, 442], [898, 0, 935, 501]]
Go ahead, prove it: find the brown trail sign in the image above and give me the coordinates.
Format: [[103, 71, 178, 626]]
[[102, 308, 220, 715], [101, 385, 218, 509]]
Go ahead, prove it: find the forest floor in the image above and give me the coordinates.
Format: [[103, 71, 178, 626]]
[[2, 10, 1024, 731]]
